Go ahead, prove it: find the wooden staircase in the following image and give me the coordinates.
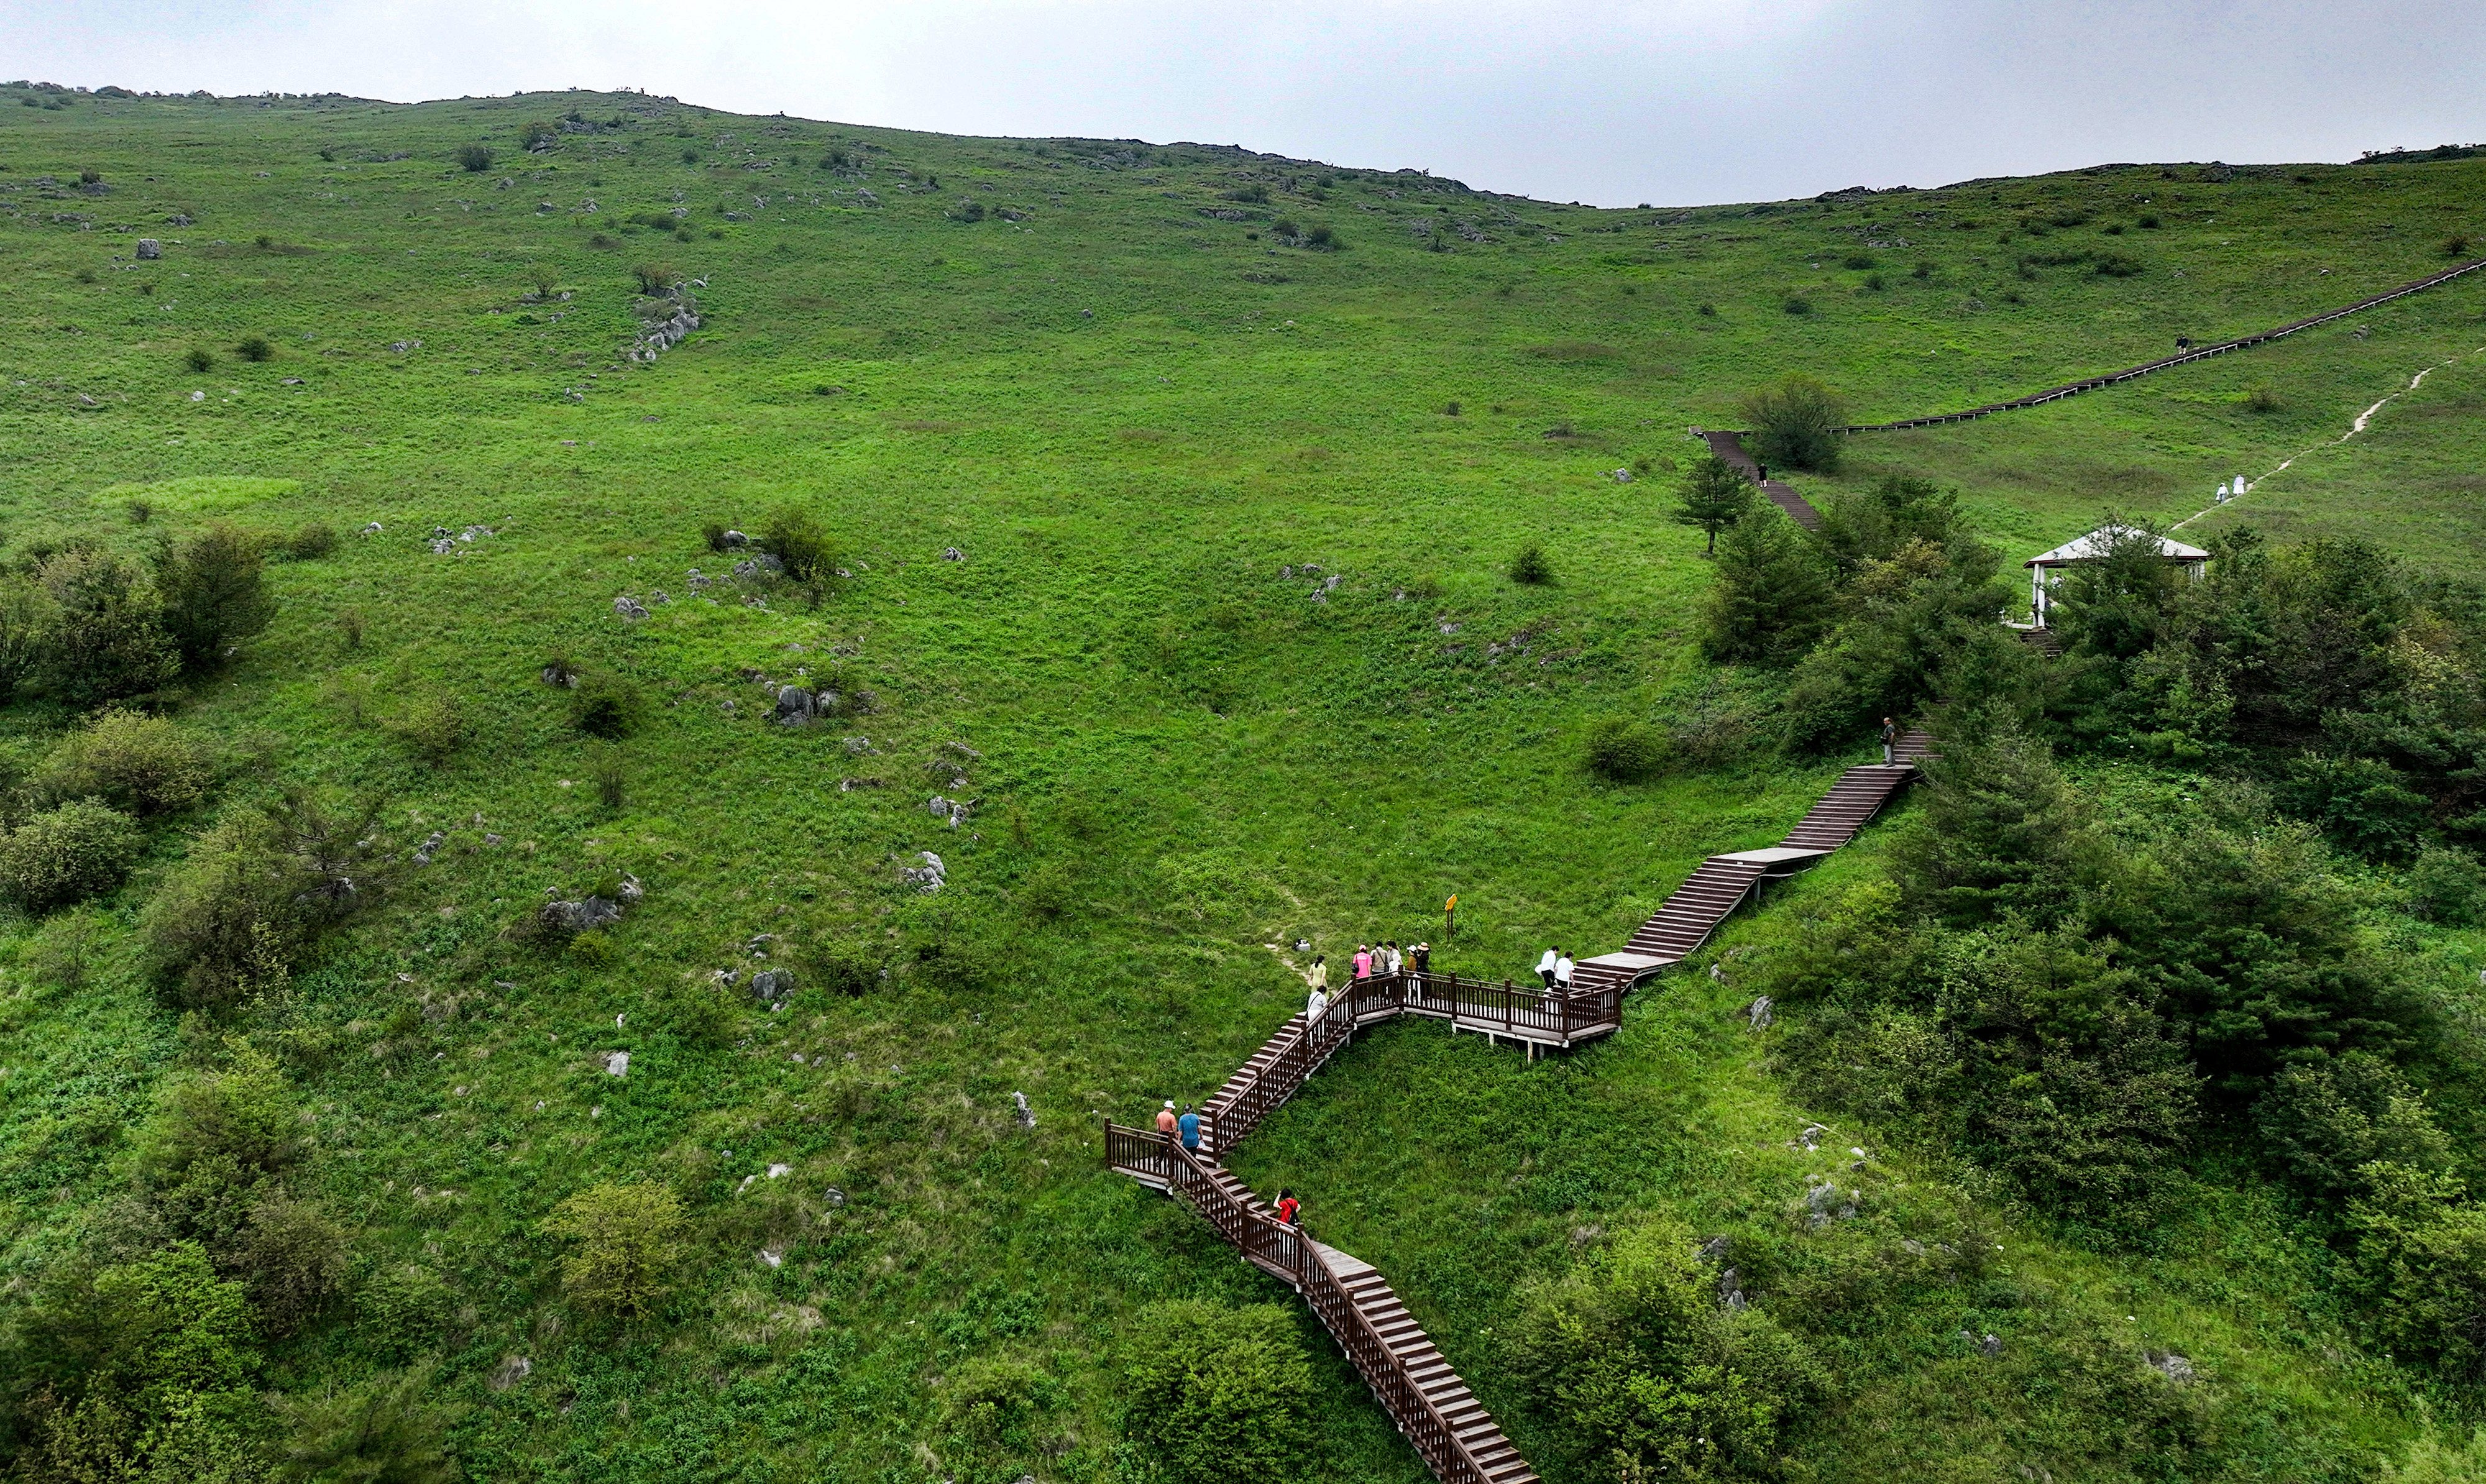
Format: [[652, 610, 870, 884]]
[[1111, 726, 1940, 1484], [1106, 1124, 1538, 1484]]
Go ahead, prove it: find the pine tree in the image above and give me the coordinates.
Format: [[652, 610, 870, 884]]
[[1671, 456, 1753, 555]]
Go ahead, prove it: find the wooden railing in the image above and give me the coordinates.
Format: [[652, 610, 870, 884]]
[[1107, 1124, 1516, 1484], [1203, 971, 1622, 1153], [1840, 255, 2486, 433]]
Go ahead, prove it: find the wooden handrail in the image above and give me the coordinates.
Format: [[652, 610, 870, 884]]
[[1838, 256, 2486, 433], [1106, 1124, 1515, 1484]]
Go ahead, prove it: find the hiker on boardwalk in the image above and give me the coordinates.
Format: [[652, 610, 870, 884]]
[[1385, 941, 1403, 976], [1307, 982, 1330, 1026], [1411, 941, 1431, 975], [1306, 954, 1328, 994], [1353, 944, 1373, 980], [1536, 946, 1559, 988], [1881, 717, 1898, 765], [1276, 1189, 1301, 1228], [1155, 1100, 1178, 1135], [1177, 1104, 1202, 1155], [1556, 950, 1575, 989]]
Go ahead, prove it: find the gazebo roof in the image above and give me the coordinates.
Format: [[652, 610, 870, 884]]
[[2025, 525, 2210, 568]]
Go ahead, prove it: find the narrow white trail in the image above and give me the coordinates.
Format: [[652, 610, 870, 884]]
[[2172, 344, 2486, 531]]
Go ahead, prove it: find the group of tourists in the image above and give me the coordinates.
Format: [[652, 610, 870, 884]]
[[1534, 946, 1575, 989]]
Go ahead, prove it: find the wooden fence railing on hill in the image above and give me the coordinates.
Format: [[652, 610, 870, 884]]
[[1837, 255, 2486, 433], [1104, 1125, 1543, 1484], [1107, 732, 1941, 1483]]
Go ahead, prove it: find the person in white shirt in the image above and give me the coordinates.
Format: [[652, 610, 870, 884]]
[[1536, 947, 1559, 988], [1307, 986, 1329, 1025], [1554, 951, 1574, 989], [1385, 941, 1403, 976]]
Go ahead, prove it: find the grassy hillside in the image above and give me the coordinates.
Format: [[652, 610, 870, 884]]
[[2, 85, 2485, 1484]]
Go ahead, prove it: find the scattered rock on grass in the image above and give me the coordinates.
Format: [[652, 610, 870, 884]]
[[900, 851, 946, 893]]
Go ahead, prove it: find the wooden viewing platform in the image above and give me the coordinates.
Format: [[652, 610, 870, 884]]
[[1108, 729, 1938, 1483]]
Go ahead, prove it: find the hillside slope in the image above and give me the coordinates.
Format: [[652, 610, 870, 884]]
[[1, 86, 2483, 1484]]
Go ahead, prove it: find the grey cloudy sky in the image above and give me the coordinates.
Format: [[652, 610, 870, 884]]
[[6, 1, 2481, 205]]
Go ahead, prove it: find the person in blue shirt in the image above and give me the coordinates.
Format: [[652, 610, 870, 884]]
[[1176, 1105, 1202, 1154]]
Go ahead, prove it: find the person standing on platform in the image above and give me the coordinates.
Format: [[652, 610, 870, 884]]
[[1536, 946, 1559, 988], [1881, 716, 1898, 765], [1177, 1105, 1202, 1155], [1555, 950, 1574, 989], [1155, 1101, 1178, 1135]]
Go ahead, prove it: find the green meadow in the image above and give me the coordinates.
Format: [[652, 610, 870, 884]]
[[2, 85, 2485, 1484]]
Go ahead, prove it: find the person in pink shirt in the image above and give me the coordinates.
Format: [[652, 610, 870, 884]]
[[1352, 945, 1372, 979]]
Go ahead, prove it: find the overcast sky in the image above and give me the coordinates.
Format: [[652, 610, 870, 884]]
[[7, 1, 2481, 205]]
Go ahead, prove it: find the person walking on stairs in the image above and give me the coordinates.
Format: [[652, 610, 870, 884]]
[[1306, 954, 1328, 996], [1155, 1101, 1178, 1136], [1275, 1189, 1301, 1228], [1555, 949, 1574, 989], [1306, 981, 1329, 1027], [1536, 946, 1559, 988], [1881, 717, 1898, 766], [1353, 945, 1373, 980], [1176, 1105, 1202, 1156]]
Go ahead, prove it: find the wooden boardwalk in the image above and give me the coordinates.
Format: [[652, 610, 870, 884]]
[[1700, 428, 1822, 529], [1840, 255, 2486, 433], [1107, 730, 1937, 1483]]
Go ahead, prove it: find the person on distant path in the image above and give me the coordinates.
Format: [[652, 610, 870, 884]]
[[1412, 941, 1430, 976], [1756, 462, 1768, 485], [1353, 945, 1373, 980], [1177, 1105, 1202, 1155], [1156, 1100, 1178, 1135], [1276, 1189, 1301, 1228], [1385, 941, 1403, 976], [1306, 982, 1329, 1026], [1556, 950, 1575, 989], [1881, 717, 1898, 766], [1536, 946, 1559, 988]]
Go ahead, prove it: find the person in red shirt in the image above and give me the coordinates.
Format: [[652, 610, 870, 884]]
[[1275, 1189, 1301, 1228]]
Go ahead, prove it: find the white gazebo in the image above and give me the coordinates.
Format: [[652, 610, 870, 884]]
[[2024, 525, 2208, 628]]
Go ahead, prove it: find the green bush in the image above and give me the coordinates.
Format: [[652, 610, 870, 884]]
[[456, 144, 492, 172], [942, 1353, 1058, 1455], [284, 523, 337, 559], [2257, 1053, 2454, 1200], [36, 708, 213, 815], [2408, 846, 2486, 925], [1119, 1299, 1313, 1483], [388, 692, 466, 763], [185, 346, 214, 373], [234, 1192, 350, 1337], [2282, 751, 2430, 860], [1508, 544, 1553, 585], [543, 1181, 684, 1319], [762, 506, 837, 585], [587, 741, 628, 810], [144, 795, 385, 1009], [631, 260, 678, 295], [155, 524, 277, 671], [0, 800, 142, 910], [2347, 1164, 2486, 1381], [1584, 718, 1665, 782], [809, 936, 888, 995], [521, 121, 557, 150], [568, 671, 646, 738], [235, 334, 273, 362], [273, 1368, 461, 1484], [1510, 1219, 1825, 1481], [29, 549, 181, 704], [359, 1265, 452, 1359], [1738, 372, 1848, 472]]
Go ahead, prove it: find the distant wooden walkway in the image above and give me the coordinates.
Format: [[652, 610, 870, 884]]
[[1700, 428, 1822, 529], [1840, 255, 2486, 433], [1106, 730, 1937, 1483]]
